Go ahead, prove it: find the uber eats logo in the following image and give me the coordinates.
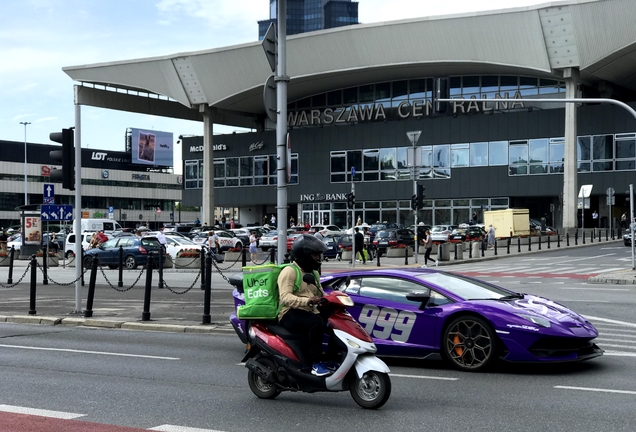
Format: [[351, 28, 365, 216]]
[[246, 276, 269, 298]]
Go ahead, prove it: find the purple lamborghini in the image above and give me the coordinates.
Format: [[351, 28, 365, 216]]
[[229, 268, 603, 372]]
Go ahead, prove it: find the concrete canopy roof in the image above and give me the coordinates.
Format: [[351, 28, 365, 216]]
[[63, 0, 636, 129]]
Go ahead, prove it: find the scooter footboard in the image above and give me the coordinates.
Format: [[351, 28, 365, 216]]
[[354, 354, 390, 378]]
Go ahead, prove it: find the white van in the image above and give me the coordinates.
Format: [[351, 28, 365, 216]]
[[64, 232, 94, 258], [78, 219, 122, 233]]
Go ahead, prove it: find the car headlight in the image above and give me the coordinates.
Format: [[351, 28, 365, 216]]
[[516, 314, 551, 328]]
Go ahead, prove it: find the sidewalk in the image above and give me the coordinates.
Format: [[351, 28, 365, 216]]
[[0, 236, 632, 333]]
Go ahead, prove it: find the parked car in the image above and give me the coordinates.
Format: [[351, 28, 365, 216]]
[[41, 232, 66, 253], [286, 233, 303, 251], [83, 236, 165, 269], [449, 226, 487, 243], [429, 225, 458, 243], [321, 236, 339, 260], [372, 228, 415, 256], [231, 268, 603, 372], [624, 232, 632, 246], [259, 230, 279, 251], [64, 232, 101, 258], [162, 235, 199, 258], [529, 219, 558, 235], [191, 230, 243, 251], [229, 228, 252, 246], [311, 224, 343, 237], [7, 236, 22, 252]]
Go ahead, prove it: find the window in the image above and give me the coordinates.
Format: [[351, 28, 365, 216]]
[[489, 141, 508, 166], [240, 156, 253, 186], [469, 142, 488, 167], [330, 151, 346, 183], [380, 148, 396, 180], [185, 160, 199, 189], [616, 134, 636, 171], [451, 143, 470, 167], [432, 145, 450, 178], [528, 138, 548, 174], [509, 140, 528, 175], [592, 134, 614, 172], [254, 156, 269, 185], [363, 149, 379, 181], [549, 138, 564, 173], [226, 157, 239, 187], [577, 136, 591, 172], [357, 277, 425, 305]]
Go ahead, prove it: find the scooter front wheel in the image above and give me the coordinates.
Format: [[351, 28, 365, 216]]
[[247, 357, 281, 399], [350, 371, 391, 409]]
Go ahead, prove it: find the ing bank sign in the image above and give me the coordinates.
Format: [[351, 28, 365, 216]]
[[287, 92, 525, 127], [300, 192, 348, 202]]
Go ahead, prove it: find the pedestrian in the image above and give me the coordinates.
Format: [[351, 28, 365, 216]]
[[207, 230, 219, 255], [356, 216, 362, 226], [195, 217, 201, 227], [363, 226, 373, 260], [50, 232, 60, 254], [156, 230, 167, 252], [230, 218, 235, 229], [354, 227, 365, 264], [621, 212, 627, 229], [289, 216, 295, 226], [421, 229, 438, 267], [88, 233, 100, 249], [592, 210, 599, 228], [221, 216, 226, 229], [96, 230, 109, 244], [249, 230, 259, 264], [472, 211, 478, 224], [270, 214, 277, 226], [314, 229, 324, 240], [487, 224, 495, 249]]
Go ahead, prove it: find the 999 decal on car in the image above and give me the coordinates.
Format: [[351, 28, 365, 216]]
[[356, 304, 416, 342]]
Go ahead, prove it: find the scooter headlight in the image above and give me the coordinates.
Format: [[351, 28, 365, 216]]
[[337, 295, 354, 306], [346, 339, 361, 349]]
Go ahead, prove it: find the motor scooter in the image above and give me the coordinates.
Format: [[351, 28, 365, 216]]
[[240, 274, 391, 409]]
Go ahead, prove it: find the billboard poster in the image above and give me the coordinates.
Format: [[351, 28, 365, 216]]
[[24, 216, 42, 245], [130, 128, 174, 167]]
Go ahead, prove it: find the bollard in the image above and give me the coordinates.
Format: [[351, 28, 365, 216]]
[[200, 246, 206, 290], [566, 233, 570, 246], [582, 230, 586, 244], [591, 230, 594, 243], [81, 248, 85, 287], [528, 236, 532, 252], [202, 251, 212, 324], [7, 246, 15, 284], [547, 235, 550, 249], [270, 247, 276, 264], [158, 247, 165, 289], [29, 255, 37, 315], [606, 229, 608, 241], [538, 236, 542, 250], [84, 256, 99, 318], [469, 242, 473, 258], [517, 237, 521, 253], [142, 255, 154, 321], [506, 238, 510, 255], [454, 243, 457, 260], [481, 240, 485, 257], [404, 246, 408, 265], [118, 245, 124, 287], [42, 247, 48, 286], [612, 229, 615, 240], [557, 234, 560, 248], [494, 239, 497, 256], [376, 248, 381, 267], [574, 231, 578, 245], [242, 245, 247, 267]]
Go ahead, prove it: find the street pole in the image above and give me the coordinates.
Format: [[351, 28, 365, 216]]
[[20, 121, 31, 205], [630, 184, 634, 270], [351, 179, 355, 268], [407, 131, 422, 264]]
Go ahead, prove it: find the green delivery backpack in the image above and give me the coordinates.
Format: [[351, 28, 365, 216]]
[[236, 263, 320, 320]]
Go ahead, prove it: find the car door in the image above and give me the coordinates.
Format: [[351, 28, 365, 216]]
[[98, 238, 121, 264], [341, 276, 440, 358]]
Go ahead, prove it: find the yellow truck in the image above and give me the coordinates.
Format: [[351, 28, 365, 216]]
[[483, 209, 530, 238]]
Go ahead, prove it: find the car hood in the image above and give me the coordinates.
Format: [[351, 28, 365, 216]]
[[471, 294, 596, 332]]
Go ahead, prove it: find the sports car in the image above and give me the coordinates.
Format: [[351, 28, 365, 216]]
[[230, 268, 602, 371]]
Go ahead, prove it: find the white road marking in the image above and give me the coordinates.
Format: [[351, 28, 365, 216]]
[[555, 385, 636, 395], [390, 373, 458, 381], [0, 344, 179, 360], [587, 316, 636, 327], [149, 426, 226, 432], [557, 253, 616, 264], [603, 351, 636, 357], [595, 343, 636, 349], [0, 404, 84, 419], [596, 336, 636, 343]]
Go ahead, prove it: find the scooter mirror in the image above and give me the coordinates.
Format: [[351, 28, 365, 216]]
[[302, 273, 317, 287]]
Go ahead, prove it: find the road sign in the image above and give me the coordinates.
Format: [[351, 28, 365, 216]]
[[351, 167, 356, 177], [607, 196, 616, 205], [41, 204, 73, 221], [406, 130, 422, 146], [157, 208, 162, 214], [578, 184, 593, 198], [43, 184, 55, 204], [108, 206, 114, 213], [607, 187, 615, 197]]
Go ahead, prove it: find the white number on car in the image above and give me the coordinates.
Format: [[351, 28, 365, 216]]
[[357, 304, 417, 343]]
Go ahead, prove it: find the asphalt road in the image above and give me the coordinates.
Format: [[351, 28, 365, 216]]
[[0, 325, 634, 431]]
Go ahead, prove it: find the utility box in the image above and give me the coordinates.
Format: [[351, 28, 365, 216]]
[[483, 209, 530, 238]]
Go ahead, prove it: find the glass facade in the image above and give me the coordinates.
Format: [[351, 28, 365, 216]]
[[259, 0, 359, 39]]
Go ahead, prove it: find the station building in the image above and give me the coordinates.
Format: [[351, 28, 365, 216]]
[[62, 0, 636, 231]]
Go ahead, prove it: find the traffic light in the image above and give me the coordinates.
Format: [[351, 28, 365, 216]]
[[49, 128, 75, 190], [411, 194, 418, 211], [416, 183, 425, 210], [347, 192, 356, 209]]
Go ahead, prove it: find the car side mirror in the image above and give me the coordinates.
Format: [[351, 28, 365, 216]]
[[406, 291, 431, 310]]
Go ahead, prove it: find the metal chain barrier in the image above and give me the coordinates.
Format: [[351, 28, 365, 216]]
[[161, 270, 201, 295], [35, 262, 88, 286], [98, 262, 146, 292], [210, 252, 243, 271], [0, 263, 32, 288]]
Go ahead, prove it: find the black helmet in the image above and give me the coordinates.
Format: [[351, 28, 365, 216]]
[[291, 234, 328, 272]]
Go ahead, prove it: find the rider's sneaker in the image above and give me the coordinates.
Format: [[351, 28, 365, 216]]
[[325, 361, 340, 371], [311, 362, 331, 376]]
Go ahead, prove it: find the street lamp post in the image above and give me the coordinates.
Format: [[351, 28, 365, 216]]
[[20, 121, 31, 205]]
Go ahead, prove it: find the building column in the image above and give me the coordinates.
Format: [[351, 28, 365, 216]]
[[562, 68, 579, 232], [200, 105, 214, 227]]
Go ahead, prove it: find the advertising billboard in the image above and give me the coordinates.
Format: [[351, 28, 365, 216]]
[[130, 128, 174, 167]]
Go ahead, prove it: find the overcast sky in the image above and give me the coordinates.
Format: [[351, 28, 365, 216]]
[[1, 0, 551, 155]]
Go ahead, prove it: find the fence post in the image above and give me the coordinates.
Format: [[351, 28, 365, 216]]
[[29, 255, 37, 315], [376, 248, 381, 267], [158, 247, 165, 289], [404, 246, 408, 265], [142, 255, 153, 321], [481, 240, 485, 257], [454, 243, 457, 260], [538, 236, 542, 250], [200, 246, 206, 290], [202, 251, 212, 324], [270, 247, 276, 264], [7, 246, 15, 284], [574, 231, 578, 245], [547, 235, 550, 249], [582, 230, 586, 244], [41, 247, 48, 286], [528, 236, 532, 252], [118, 246, 124, 287], [506, 238, 510, 255], [84, 256, 99, 318], [242, 245, 247, 267], [469, 242, 473, 258]]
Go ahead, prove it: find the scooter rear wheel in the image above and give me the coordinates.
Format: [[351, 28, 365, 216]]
[[350, 371, 391, 409], [247, 357, 281, 399]]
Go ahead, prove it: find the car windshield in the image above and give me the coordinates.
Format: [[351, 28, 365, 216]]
[[415, 272, 513, 300], [140, 238, 160, 247], [431, 226, 447, 232]]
